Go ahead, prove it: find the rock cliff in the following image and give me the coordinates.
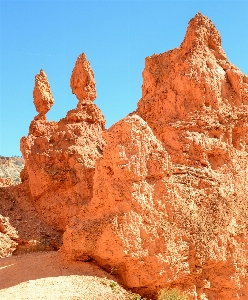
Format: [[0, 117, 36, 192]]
[[60, 13, 248, 299]]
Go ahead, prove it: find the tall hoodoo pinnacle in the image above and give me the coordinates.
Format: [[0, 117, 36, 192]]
[[33, 70, 54, 115], [70, 53, 97, 103]]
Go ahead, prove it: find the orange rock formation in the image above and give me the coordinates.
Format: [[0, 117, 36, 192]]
[[14, 12, 248, 300], [70, 53, 97, 103], [20, 53, 105, 231], [33, 70, 54, 116], [60, 13, 248, 299]]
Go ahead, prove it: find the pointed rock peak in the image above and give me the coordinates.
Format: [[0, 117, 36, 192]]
[[180, 12, 226, 58], [33, 69, 54, 116], [70, 53, 96, 103]]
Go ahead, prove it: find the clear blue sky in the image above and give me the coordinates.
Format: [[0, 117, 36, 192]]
[[1, 0, 248, 156]]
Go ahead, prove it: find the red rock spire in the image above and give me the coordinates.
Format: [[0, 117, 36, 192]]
[[70, 53, 97, 103], [33, 69, 54, 116]]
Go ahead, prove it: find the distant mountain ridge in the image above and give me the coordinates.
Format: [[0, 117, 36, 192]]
[[0, 156, 24, 184]]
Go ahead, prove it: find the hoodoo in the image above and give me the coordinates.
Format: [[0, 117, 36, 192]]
[[20, 53, 105, 231]]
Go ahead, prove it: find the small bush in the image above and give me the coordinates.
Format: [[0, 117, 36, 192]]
[[110, 281, 118, 292], [158, 288, 188, 300], [128, 292, 146, 300]]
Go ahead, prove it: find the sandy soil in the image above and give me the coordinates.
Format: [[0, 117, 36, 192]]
[[0, 251, 133, 300]]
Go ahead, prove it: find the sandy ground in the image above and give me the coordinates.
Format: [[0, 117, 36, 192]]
[[0, 251, 133, 300]]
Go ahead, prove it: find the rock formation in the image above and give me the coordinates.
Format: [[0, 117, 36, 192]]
[[33, 70, 54, 116], [60, 13, 248, 299], [70, 53, 97, 103], [20, 53, 105, 231], [137, 12, 248, 167]]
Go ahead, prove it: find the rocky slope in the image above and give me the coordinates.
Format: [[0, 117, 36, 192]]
[[0, 182, 62, 258]]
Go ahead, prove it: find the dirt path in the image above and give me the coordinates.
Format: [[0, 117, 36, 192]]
[[0, 251, 131, 299]]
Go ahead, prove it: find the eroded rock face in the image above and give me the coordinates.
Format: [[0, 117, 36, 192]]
[[21, 54, 105, 231], [61, 13, 248, 299], [137, 12, 248, 168], [33, 70, 54, 116]]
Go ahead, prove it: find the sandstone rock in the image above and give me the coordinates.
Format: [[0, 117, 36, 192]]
[[137, 12, 248, 167], [61, 13, 248, 299], [70, 53, 97, 103], [0, 215, 18, 258], [21, 54, 105, 231], [33, 70, 54, 116], [61, 115, 173, 283]]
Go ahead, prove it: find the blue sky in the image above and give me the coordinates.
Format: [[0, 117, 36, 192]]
[[1, 0, 248, 156]]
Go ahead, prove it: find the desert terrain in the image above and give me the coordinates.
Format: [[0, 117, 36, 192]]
[[1, 13, 248, 300]]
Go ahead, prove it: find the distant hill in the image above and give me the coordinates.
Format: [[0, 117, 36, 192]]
[[0, 156, 24, 184]]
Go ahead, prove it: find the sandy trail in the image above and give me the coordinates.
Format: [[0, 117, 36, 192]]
[[0, 251, 130, 299]]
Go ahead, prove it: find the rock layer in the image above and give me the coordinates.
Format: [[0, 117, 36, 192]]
[[21, 53, 105, 231], [60, 13, 248, 299]]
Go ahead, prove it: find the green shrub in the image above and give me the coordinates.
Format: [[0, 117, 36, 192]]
[[158, 288, 188, 300], [110, 281, 118, 292], [127, 291, 146, 300]]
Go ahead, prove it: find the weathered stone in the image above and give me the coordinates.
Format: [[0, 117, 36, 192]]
[[33, 70, 54, 116], [61, 13, 248, 299], [21, 55, 105, 231], [70, 53, 97, 103]]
